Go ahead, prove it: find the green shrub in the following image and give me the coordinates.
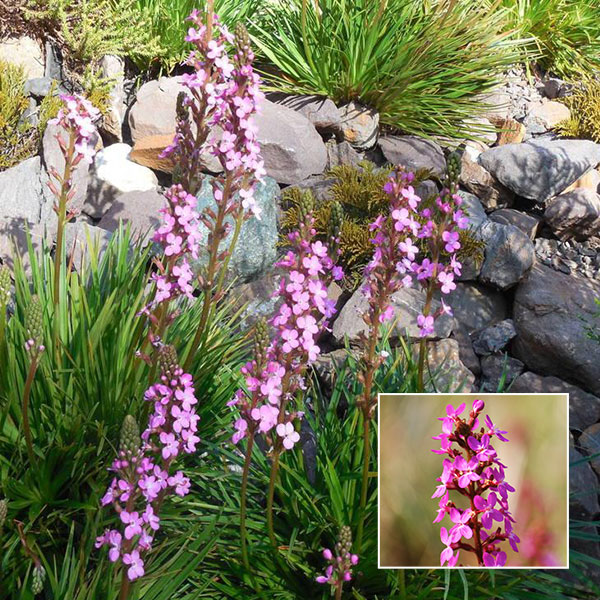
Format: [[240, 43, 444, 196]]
[[250, 0, 523, 139], [23, 0, 162, 67], [556, 79, 600, 142], [493, 0, 600, 78], [0, 60, 37, 170], [134, 0, 261, 72]]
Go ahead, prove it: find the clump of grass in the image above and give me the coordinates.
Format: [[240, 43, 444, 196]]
[[250, 0, 523, 139], [556, 78, 600, 142], [493, 0, 600, 79]]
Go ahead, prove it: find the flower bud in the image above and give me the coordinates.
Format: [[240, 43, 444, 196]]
[[337, 525, 353, 555], [25, 296, 44, 359], [446, 151, 461, 189], [31, 564, 45, 595], [322, 548, 332, 560], [0, 265, 11, 307], [158, 345, 179, 380], [119, 415, 141, 458], [234, 23, 252, 61], [297, 190, 315, 223], [0, 498, 7, 527], [253, 318, 270, 367]]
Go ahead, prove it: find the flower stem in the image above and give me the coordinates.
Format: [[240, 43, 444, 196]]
[[240, 433, 255, 571], [355, 412, 370, 554], [416, 282, 435, 392], [335, 581, 343, 600], [22, 357, 38, 465], [266, 448, 281, 550], [398, 569, 407, 600]]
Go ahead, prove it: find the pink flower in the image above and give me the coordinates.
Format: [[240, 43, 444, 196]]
[[276, 422, 300, 450], [120, 511, 142, 540], [417, 314, 434, 337], [438, 271, 456, 294], [123, 550, 145, 581], [442, 230, 461, 253], [483, 551, 506, 567], [440, 527, 459, 566]]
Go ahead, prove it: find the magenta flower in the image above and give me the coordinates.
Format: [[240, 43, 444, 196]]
[[484, 415, 510, 442], [316, 527, 358, 594], [432, 399, 517, 567]]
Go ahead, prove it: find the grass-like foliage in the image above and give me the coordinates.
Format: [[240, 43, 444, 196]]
[[250, 0, 522, 139], [134, 0, 261, 72], [0, 229, 249, 596], [493, 0, 600, 78]]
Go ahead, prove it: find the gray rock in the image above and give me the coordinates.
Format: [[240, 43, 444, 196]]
[[570, 446, 600, 520], [513, 264, 600, 395], [544, 78, 567, 100], [545, 189, 600, 241], [478, 139, 600, 203], [422, 338, 475, 392], [97, 189, 165, 243], [489, 208, 541, 239], [24, 77, 55, 98], [129, 77, 186, 142], [268, 93, 341, 132], [44, 41, 63, 81], [255, 99, 328, 184], [510, 371, 600, 433], [326, 140, 362, 170], [338, 101, 379, 149], [479, 89, 512, 121], [460, 145, 514, 210], [445, 282, 507, 334], [0, 221, 54, 273], [191, 175, 280, 282], [99, 55, 126, 142], [579, 423, 600, 478], [313, 349, 351, 398], [230, 270, 279, 328], [451, 324, 480, 377], [472, 319, 517, 356], [480, 353, 524, 391], [0, 36, 44, 79], [42, 122, 94, 214], [478, 221, 535, 290], [0, 157, 45, 223], [415, 179, 438, 201], [332, 285, 454, 345], [379, 135, 446, 177], [289, 176, 336, 204], [459, 191, 488, 230]]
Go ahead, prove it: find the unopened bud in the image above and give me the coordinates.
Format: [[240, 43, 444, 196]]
[[0, 265, 11, 307], [119, 415, 140, 458], [253, 318, 270, 367], [0, 498, 7, 527], [234, 23, 252, 60], [158, 344, 179, 380], [298, 191, 315, 223], [31, 564, 45, 595], [25, 296, 44, 358], [328, 200, 343, 241], [336, 525, 353, 556], [446, 151, 461, 189]]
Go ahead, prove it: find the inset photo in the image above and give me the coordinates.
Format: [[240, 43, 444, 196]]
[[378, 394, 568, 569]]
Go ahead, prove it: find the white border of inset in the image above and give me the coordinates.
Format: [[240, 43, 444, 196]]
[[376, 392, 569, 570]]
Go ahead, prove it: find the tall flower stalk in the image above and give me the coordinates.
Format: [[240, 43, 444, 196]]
[[354, 164, 467, 552], [46, 95, 99, 309], [230, 192, 342, 567], [316, 526, 359, 600], [158, 7, 265, 372], [432, 399, 519, 566], [22, 296, 45, 465], [96, 346, 199, 598]]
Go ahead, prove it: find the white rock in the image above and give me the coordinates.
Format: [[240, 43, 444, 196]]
[[93, 144, 158, 193], [0, 36, 44, 79]]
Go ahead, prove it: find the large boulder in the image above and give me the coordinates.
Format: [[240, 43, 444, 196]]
[[99, 55, 126, 141], [477, 221, 535, 290], [510, 371, 600, 433], [489, 208, 541, 239], [478, 140, 600, 203], [379, 135, 446, 177], [422, 338, 475, 392], [445, 282, 508, 334], [190, 175, 280, 282], [255, 99, 327, 184], [544, 189, 600, 241], [512, 264, 600, 395], [332, 285, 454, 345]]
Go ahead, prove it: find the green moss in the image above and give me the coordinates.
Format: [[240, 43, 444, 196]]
[[0, 60, 36, 171], [556, 79, 600, 143]]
